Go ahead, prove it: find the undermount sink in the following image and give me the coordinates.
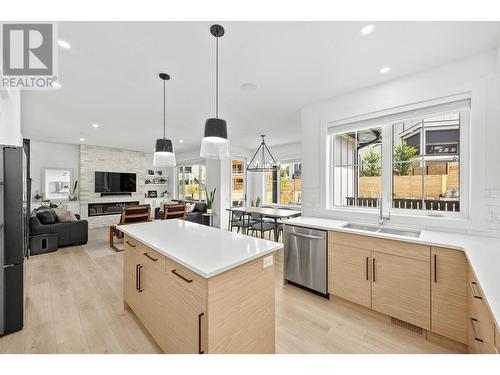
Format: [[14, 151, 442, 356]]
[[342, 223, 421, 238], [342, 223, 380, 232]]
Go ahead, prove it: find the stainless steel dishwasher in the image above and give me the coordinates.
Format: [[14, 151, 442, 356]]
[[284, 225, 328, 296]]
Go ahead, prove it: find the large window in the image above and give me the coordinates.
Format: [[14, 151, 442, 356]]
[[177, 164, 206, 201], [264, 160, 302, 206], [330, 100, 469, 215], [231, 159, 246, 206]]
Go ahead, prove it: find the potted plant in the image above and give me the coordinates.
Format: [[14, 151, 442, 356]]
[[205, 187, 216, 214], [255, 196, 261, 207]]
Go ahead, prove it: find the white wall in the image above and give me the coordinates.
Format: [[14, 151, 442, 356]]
[[301, 50, 500, 236], [0, 88, 22, 146], [30, 140, 80, 200]]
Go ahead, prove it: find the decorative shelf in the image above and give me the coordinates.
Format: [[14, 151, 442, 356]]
[[145, 184, 168, 186]]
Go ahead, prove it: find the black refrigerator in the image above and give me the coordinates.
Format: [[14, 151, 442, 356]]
[[0, 141, 30, 336]]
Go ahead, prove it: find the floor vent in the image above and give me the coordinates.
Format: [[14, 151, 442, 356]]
[[390, 317, 423, 335]]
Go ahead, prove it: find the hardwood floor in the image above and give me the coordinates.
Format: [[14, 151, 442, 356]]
[[0, 227, 460, 354]]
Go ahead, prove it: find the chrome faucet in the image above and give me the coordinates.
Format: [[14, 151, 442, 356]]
[[378, 195, 390, 226]]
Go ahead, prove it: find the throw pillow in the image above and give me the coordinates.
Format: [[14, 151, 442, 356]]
[[53, 208, 78, 222], [186, 203, 196, 213], [36, 209, 58, 224]]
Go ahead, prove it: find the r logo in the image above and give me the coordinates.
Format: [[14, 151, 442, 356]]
[[2, 23, 53, 75]]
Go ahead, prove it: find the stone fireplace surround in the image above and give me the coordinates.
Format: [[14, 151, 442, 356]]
[[79, 145, 145, 228]]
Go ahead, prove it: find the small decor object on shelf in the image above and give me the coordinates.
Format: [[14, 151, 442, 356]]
[[159, 177, 167, 184], [145, 178, 152, 184], [147, 170, 155, 175], [156, 170, 163, 176], [255, 196, 261, 207], [205, 187, 216, 214], [147, 190, 158, 198], [153, 178, 159, 184], [34, 192, 43, 201]]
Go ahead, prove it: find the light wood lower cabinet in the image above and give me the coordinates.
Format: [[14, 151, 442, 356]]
[[123, 235, 275, 354], [329, 244, 371, 308], [467, 265, 497, 354], [431, 246, 467, 344], [371, 251, 430, 330]]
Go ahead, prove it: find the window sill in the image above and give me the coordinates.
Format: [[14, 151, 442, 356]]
[[327, 205, 469, 220]]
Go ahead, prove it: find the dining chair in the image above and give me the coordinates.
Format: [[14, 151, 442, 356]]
[[109, 204, 151, 252]]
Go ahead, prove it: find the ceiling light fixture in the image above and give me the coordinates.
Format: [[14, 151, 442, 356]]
[[58, 40, 71, 49], [379, 66, 391, 74], [360, 24, 376, 36], [91, 123, 99, 128], [153, 73, 176, 167], [79, 137, 85, 142], [51, 82, 61, 88], [247, 135, 279, 173], [179, 140, 184, 143], [200, 24, 229, 159]]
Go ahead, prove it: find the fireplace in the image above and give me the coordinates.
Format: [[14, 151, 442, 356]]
[[88, 201, 140, 217]]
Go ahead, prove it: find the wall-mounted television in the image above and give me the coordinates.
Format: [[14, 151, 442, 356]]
[[95, 171, 137, 193]]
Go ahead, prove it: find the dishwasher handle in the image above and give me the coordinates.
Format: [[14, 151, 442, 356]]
[[287, 231, 325, 240]]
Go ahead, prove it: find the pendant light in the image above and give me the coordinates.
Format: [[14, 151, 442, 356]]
[[247, 135, 280, 172], [200, 24, 229, 159], [153, 73, 176, 167]]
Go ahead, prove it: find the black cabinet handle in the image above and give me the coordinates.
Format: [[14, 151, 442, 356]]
[[198, 313, 204, 354], [143, 252, 158, 262], [171, 269, 193, 283], [434, 254, 437, 283], [365, 257, 369, 281], [126, 240, 136, 248], [469, 318, 483, 342], [138, 265, 143, 292], [135, 264, 139, 291], [372, 258, 376, 282]]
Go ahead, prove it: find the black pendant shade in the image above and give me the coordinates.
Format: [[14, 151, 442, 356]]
[[200, 24, 230, 159], [153, 72, 176, 167], [204, 118, 228, 139], [155, 138, 174, 153]]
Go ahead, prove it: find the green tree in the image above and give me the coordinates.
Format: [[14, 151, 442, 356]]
[[393, 140, 418, 176], [360, 148, 381, 177]]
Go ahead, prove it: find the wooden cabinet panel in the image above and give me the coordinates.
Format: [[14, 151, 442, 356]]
[[124, 235, 166, 273], [329, 231, 429, 261], [123, 247, 142, 314], [166, 258, 207, 300], [163, 279, 207, 354], [431, 247, 467, 344], [467, 266, 495, 349], [372, 251, 431, 329], [329, 243, 371, 308]]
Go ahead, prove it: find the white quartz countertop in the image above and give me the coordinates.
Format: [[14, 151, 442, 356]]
[[285, 217, 500, 328], [119, 219, 282, 278]]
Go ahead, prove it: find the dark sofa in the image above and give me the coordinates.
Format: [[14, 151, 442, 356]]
[[30, 207, 88, 247]]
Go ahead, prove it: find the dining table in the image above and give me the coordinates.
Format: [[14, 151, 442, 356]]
[[226, 206, 301, 241]]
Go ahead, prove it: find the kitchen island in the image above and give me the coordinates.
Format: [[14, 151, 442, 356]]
[[119, 219, 282, 354]]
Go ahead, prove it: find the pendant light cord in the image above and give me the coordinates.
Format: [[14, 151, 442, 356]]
[[215, 35, 219, 119], [163, 78, 166, 138]]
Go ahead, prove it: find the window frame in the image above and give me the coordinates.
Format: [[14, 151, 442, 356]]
[[263, 158, 302, 207], [327, 98, 470, 219], [176, 161, 207, 202]]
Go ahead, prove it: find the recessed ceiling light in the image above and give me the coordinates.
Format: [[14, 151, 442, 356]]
[[91, 123, 99, 128], [360, 24, 376, 36], [379, 66, 391, 74], [51, 82, 61, 88], [179, 140, 184, 143], [58, 40, 71, 49], [240, 83, 257, 92], [79, 137, 85, 142]]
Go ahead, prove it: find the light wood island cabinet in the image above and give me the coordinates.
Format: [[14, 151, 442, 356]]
[[121, 225, 278, 354]]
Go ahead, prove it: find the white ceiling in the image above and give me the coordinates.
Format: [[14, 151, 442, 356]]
[[21, 21, 500, 153]]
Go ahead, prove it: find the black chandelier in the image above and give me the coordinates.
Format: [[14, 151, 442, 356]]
[[247, 135, 280, 173]]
